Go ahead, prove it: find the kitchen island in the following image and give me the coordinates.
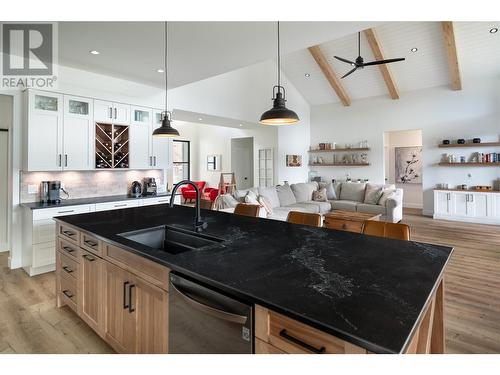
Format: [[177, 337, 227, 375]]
[[54, 204, 452, 354]]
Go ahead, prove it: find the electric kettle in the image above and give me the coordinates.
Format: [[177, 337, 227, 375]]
[[130, 181, 142, 198]]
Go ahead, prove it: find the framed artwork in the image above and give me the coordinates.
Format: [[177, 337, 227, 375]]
[[395, 146, 422, 184], [286, 155, 302, 167], [207, 154, 221, 171]]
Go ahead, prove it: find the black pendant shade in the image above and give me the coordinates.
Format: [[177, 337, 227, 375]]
[[260, 86, 299, 125], [152, 111, 179, 137], [260, 21, 300, 126]]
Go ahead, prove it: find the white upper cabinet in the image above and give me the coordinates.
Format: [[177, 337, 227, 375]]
[[129, 107, 152, 169], [94, 100, 130, 125], [63, 95, 94, 170], [151, 109, 172, 169], [25, 90, 64, 171]]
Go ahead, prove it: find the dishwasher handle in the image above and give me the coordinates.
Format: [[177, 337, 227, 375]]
[[170, 282, 248, 325]]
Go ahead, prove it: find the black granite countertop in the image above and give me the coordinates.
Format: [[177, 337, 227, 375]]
[[54, 205, 453, 354], [21, 192, 177, 210]]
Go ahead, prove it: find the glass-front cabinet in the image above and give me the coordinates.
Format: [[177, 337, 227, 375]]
[[34, 94, 59, 112]]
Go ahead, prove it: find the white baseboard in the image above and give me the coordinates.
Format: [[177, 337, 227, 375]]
[[403, 203, 423, 209], [0, 243, 9, 252], [422, 210, 434, 217], [23, 263, 55, 277], [433, 214, 500, 225]]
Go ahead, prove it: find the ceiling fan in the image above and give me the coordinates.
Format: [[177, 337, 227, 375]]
[[334, 32, 405, 79]]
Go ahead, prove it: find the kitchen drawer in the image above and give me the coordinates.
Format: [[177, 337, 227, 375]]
[[58, 238, 81, 262], [57, 251, 79, 282], [141, 196, 171, 206], [33, 219, 56, 244], [323, 219, 363, 233], [32, 241, 56, 268], [58, 223, 80, 245], [59, 272, 78, 313], [255, 305, 366, 354], [32, 204, 94, 221], [255, 338, 286, 354], [95, 200, 139, 212], [80, 232, 103, 257], [104, 243, 170, 291]]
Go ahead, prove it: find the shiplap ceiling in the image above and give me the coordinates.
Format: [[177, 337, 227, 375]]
[[282, 21, 500, 106]]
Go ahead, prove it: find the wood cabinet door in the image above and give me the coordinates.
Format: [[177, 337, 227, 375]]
[[133, 275, 168, 354], [63, 95, 94, 170], [79, 249, 104, 335], [104, 262, 137, 353]]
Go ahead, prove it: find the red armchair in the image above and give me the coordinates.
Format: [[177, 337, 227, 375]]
[[203, 187, 219, 202], [180, 181, 206, 203]]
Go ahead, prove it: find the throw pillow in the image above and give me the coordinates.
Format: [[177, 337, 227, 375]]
[[258, 187, 281, 208], [258, 196, 273, 215], [244, 191, 259, 205], [378, 189, 396, 206], [219, 194, 239, 208], [312, 188, 328, 202], [276, 184, 297, 206], [325, 183, 337, 200], [364, 184, 383, 204]]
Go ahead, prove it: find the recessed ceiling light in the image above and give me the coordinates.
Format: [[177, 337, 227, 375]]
[[198, 117, 203, 121], [490, 27, 498, 34], [89, 50, 100, 55], [157, 69, 164, 73], [351, 63, 356, 67], [304, 73, 310, 77], [239, 124, 243, 127], [410, 47, 418, 53]]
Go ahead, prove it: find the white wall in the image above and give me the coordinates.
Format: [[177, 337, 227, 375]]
[[384, 129, 423, 209], [311, 77, 500, 215]]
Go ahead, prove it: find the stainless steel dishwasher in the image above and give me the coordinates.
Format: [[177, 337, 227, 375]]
[[168, 273, 253, 353]]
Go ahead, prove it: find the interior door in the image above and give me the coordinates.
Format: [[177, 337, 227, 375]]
[[94, 99, 113, 123], [113, 103, 131, 125], [28, 91, 63, 171], [79, 249, 104, 335], [231, 138, 254, 189], [134, 275, 169, 354], [63, 95, 94, 170], [104, 262, 137, 353], [129, 107, 152, 169]]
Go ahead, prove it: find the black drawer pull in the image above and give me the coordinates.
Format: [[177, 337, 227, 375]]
[[84, 239, 98, 247], [123, 281, 130, 309], [128, 284, 136, 313], [58, 210, 74, 214], [62, 230, 75, 237], [114, 204, 127, 208], [62, 246, 74, 253], [279, 329, 326, 354], [62, 266, 73, 274], [83, 254, 96, 262], [62, 290, 74, 299]]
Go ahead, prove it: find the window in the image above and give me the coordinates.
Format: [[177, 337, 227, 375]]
[[172, 140, 190, 184]]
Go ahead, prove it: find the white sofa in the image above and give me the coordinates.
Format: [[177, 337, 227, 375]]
[[217, 182, 403, 223]]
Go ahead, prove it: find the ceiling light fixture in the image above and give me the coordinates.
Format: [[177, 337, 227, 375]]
[[410, 47, 418, 52], [490, 27, 498, 34], [153, 21, 179, 138], [239, 124, 243, 127], [157, 69, 164, 73], [198, 117, 203, 121], [304, 73, 310, 77], [89, 50, 100, 55], [259, 21, 300, 126]]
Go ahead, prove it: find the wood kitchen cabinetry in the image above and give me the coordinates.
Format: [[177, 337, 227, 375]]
[[55, 223, 169, 353]]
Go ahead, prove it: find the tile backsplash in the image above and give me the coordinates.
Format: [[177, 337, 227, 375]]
[[21, 170, 165, 203]]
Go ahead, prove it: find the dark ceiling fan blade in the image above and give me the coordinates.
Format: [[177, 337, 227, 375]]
[[363, 57, 405, 67], [334, 56, 355, 65], [341, 67, 357, 79]]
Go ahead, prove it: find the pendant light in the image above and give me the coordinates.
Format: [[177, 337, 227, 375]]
[[153, 21, 179, 138], [259, 21, 300, 125]]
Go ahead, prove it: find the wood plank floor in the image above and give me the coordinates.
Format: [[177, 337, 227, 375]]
[[0, 211, 498, 354]]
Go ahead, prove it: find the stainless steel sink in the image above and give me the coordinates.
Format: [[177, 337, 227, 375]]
[[118, 225, 224, 255]]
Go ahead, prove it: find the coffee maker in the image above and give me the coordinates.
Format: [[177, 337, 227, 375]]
[[143, 177, 157, 196], [40, 181, 68, 204]]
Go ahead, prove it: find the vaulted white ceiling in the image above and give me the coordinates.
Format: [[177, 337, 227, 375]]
[[282, 21, 500, 106]]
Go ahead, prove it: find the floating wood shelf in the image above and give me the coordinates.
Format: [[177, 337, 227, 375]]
[[438, 162, 500, 166], [309, 163, 371, 167], [308, 147, 371, 153], [438, 142, 500, 148]]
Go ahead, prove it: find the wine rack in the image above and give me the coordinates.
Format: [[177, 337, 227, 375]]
[[95, 123, 129, 169]]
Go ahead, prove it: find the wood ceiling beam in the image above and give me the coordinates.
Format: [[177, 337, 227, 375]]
[[441, 21, 462, 90], [307, 45, 351, 106], [363, 28, 400, 100]]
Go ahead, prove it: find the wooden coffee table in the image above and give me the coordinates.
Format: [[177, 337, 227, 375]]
[[323, 210, 381, 233]]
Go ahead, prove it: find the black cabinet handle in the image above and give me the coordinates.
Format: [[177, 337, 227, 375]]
[[128, 284, 136, 313], [83, 254, 95, 262], [279, 329, 326, 354], [57, 210, 75, 214], [62, 266, 73, 274], [123, 281, 130, 309], [62, 246, 74, 253], [62, 290, 74, 299], [65, 154, 68, 167], [62, 230, 75, 237], [84, 239, 98, 247]]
